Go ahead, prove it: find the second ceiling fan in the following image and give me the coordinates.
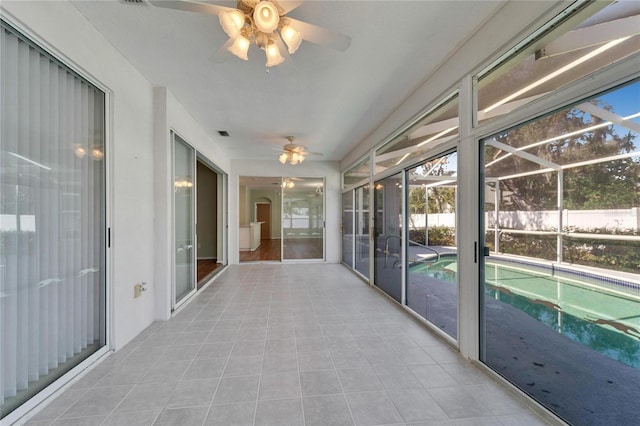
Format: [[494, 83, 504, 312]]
[[276, 136, 321, 165]]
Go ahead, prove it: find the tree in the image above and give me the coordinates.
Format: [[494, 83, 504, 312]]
[[486, 100, 640, 211]]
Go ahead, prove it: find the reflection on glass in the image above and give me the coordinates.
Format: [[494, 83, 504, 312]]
[[374, 173, 403, 302], [174, 134, 196, 304], [481, 81, 640, 425], [283, 178, 324, 260], [375, 94, 458, 173], [406, 152, 458, 339], [477, 1, 640, 125], [342, 191, 353, 266], [355, 185, 370, 278], [1, 21, 106, 419], [344, 156, 370, 188]]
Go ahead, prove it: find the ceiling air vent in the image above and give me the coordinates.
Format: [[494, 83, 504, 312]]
[[121, 0, 149, 5], [218, 131, 230, 137]]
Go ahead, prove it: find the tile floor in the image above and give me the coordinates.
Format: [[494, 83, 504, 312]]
[[25, 264, 550, 426]]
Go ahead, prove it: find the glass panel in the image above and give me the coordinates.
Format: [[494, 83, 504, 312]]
[[355, 185, 370, 279], [374, 173, 403, 302], [406, 152, 458, 339], [477, 1, 640, 125], [1, 21, 106, 418], [283, 178, 324, 260], [342, 191, 353, 266], [344, 156, 370, 188], [239, 176, 282, 262], [173, 134, 195, 304], [481, 81, 640, 425], [376, 94, 458, 173]]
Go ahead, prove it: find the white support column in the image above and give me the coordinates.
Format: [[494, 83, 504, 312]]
[[152, 87, 172, 321], [368, 176, 376, 287], [495, 180, 500, 253], [424, 185, 429, 246], [352, 189, 356, 269], [401, 171, 407, 306], [557, 171, 563, 263], [457, 74, 479, 360]]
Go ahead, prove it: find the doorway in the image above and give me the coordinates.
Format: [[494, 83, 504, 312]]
[[239, 176, 326, 262], [239, 176, 281, 261], [172, 132, 227, 311], [196, 158, 225, 288], [282, 177, 325, 260], [256, 202, 271, 239]]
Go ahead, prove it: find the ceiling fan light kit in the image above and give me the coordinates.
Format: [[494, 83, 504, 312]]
[[228, 33, 251, 60], [280, 20, 302, 54], [253, 1, 279, 33], [279, 149, 305, 165], [282, 178, 295, 188], [218, 0, 303, 67], [266, 42, 285, 67], [276, 136, 323, 165], [145, 0, 351, 68], [219, 9, 245, 38]]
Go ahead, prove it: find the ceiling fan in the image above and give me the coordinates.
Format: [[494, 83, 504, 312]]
[[276, 136, 322, 165], [137, 0, 351, 66]]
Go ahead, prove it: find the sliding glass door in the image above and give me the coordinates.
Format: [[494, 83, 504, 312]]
[[1, 20, 107, 420], [173, 133, 196, 307], [374, 173, 403, 302], [282, 177, 324, 260], [342, 191, 353, 266], [406, 152, 458, 339], [480, 81, 640, 425], [355, 185, 370, 278]]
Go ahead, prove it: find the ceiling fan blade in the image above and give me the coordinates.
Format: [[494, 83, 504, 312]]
[[303, 151, 323, 156], [209, 38, 234, 63], [287, 18, 351, 52], [148, 0, 234, 16], [278, 0, 304, 14]]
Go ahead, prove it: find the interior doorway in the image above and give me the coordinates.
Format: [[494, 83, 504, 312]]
[[239, 176, 282, 262], [196, 157, 226, 288], [239, 176, 325, 262], [256, 202, 271, 239]]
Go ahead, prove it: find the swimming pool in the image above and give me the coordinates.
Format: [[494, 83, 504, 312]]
[[411, 257, 640, 369]]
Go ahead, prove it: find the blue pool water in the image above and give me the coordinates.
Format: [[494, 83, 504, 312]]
[[412, 259, 640, 369]]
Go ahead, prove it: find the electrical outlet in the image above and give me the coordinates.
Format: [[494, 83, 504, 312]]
[[134, 283, 142, 298]]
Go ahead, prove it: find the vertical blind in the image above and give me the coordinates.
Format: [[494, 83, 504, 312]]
[[0, 21, 106, 419]]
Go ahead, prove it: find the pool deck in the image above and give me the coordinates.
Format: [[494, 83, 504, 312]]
[[401, 249, 640, 425], [485, 298, 640, 425]]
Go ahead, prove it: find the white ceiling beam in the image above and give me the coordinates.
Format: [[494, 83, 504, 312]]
[[576, 102, 640, 134], [537, 15, 640, 59], [408, 175, 457, 183], [492, 150, 640, 181], [407, 94, 547, 141], [374, 134, 457, 163], [486, 140, 562, 170]]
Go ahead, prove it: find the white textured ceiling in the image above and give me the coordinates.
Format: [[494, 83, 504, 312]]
[[71, 0, 503, 162]]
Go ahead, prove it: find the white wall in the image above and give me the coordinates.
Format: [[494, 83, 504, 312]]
[[1, 1, 157, 349], [229, 160, 341, 264], [153, 88, 231, 320], [409, 208, 640, 231], [1, 1, 234, 347]]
